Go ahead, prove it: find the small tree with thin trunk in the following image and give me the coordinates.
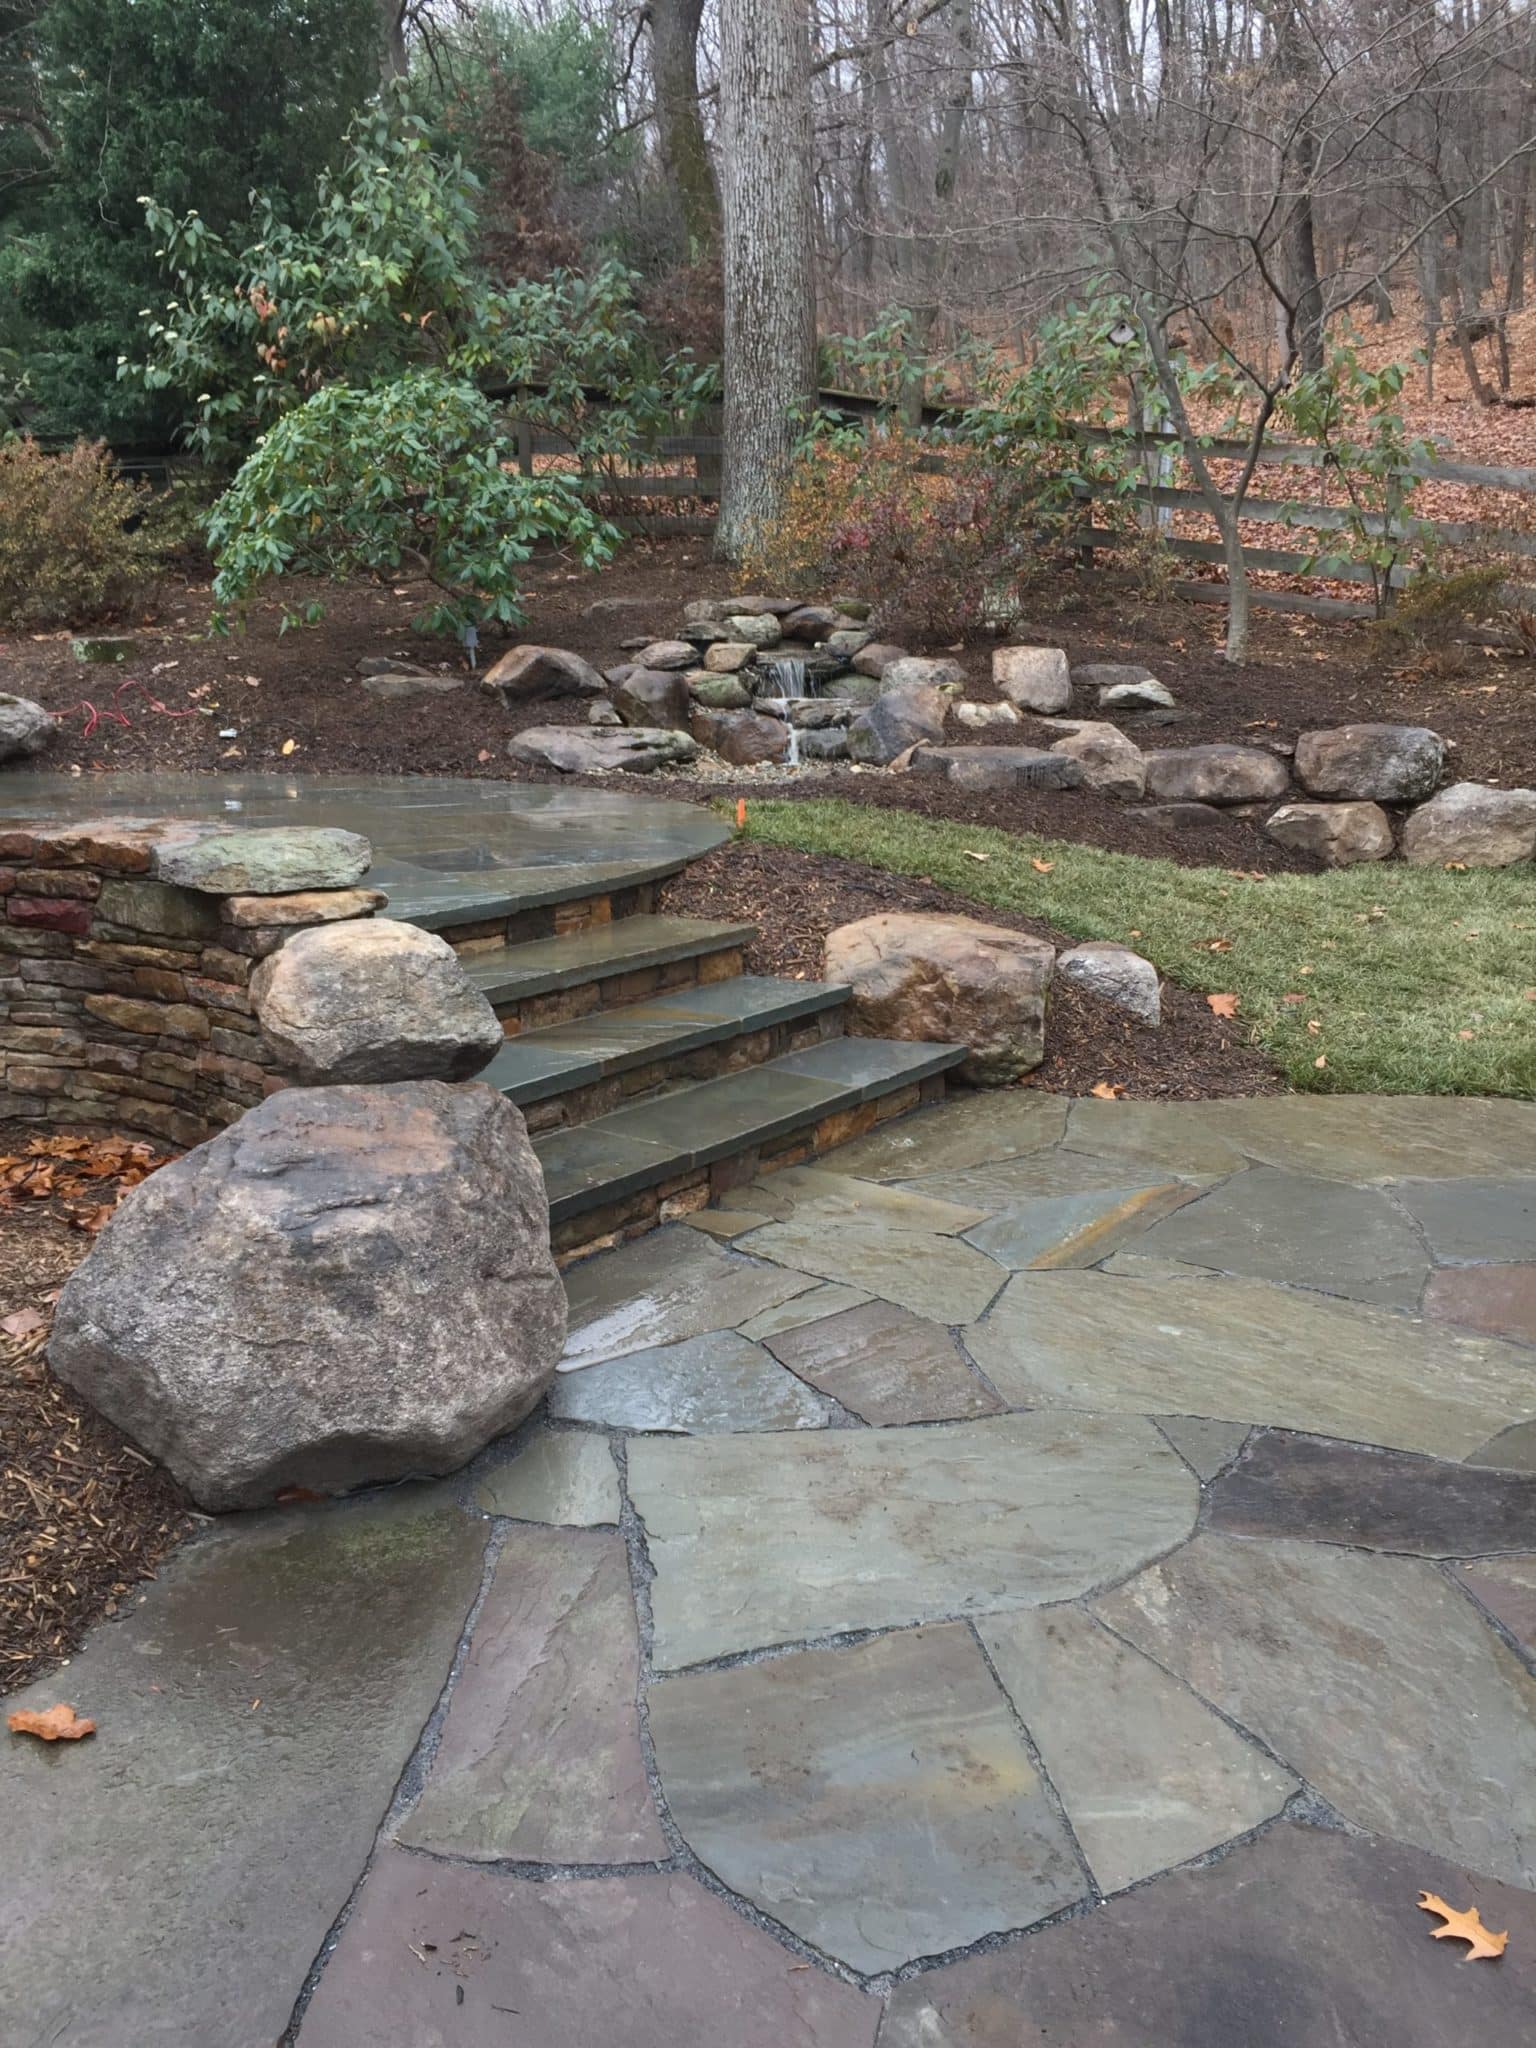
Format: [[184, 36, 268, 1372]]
[[715, 0, 818, 561]]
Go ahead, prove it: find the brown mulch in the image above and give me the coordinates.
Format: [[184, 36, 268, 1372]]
[[4, 540, 1534, 873], [1, 1131, 191, 1697], [660, 841, 1281, 1101]]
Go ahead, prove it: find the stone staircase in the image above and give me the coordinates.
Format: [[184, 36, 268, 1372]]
[[427, 880, 964, 1262]]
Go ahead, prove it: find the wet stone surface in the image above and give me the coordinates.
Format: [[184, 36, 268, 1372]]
[[549, 1330, 835, 1434], [762, 1299, 1002, 1424]]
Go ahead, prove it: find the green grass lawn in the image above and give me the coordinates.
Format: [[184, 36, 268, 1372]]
[[733, 799, 1536, 1099]]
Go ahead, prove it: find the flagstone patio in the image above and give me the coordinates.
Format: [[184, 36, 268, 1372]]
[[4, 1090, 1536, 2045]]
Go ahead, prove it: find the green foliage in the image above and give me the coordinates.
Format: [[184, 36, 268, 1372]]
[[431, 4, 630, 193], [129, 98, 714, 466], [0, 437, 163, 629], [0, 0, 377, 443], [206, 371, 621, 637], [1276, 336, 1435, 614]]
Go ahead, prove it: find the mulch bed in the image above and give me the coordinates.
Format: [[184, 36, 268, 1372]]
[[4, 539, 1534, 875], [661, 841, 1281, 1101], [1, 1131, 192, 1696]]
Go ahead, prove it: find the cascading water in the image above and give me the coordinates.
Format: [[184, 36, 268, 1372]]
[[759, 656, 812, 768]]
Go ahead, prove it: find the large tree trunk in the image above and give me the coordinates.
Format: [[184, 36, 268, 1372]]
[[650, 0, 721, 260], [715, 0, 817, 560], [378, 0, 408, 85]]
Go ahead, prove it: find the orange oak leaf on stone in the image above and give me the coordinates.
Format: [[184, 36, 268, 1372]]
[[1206, 992, 1240, 1018], [1418, 1892, 1508, 1960], [8, 1703, 97, 1742]]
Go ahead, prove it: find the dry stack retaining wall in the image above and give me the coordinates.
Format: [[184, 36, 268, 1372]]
[[0, 817, 379, 1146]]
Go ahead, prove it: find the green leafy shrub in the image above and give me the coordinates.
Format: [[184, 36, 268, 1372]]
[[0, 437, 162, 630], [206, 372, 619, 636]]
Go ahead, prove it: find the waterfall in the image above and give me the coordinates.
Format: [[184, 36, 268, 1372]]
[[757, 654, 808, 767]]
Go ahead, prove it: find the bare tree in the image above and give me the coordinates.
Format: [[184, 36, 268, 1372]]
[[715, 0, 817, 557], [649, 0, 722, 257]]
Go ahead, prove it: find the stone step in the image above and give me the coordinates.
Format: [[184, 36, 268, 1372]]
[[459, 916, 757, 1019], [482, 974, 850, 1113], [533, 1035, 966, 1253]]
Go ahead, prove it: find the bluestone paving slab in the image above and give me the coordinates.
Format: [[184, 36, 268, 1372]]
[[898, 1153, 1198, 1206], [763, 1299, 1003, 1423], [978, 1608, 1296, 1892], [723, 1164, 990, 1234], [735, 1281, 874, 1340], [1428, 1263, 1536, 1345], [1393, 1175, 1536, 1263], [1457, 1554, 1536, 1654], [966, 1270, 1536, 1458], [398, 1525, 663, 1863], [1196, 1092, 1536, 1181], [296, 1853, 881, 2047], [962, 1182, 1195, 1270], [736, 1215, 1008, 1324], [1135, 1167, 1430, 1308], [878, 1824, 1536, 2048], [470, 1428, 620, 1523], [549, 1330, 834, 1433], [1062, 1099, 1250, 1177], [824, 1091, 1068, 1180], [1099, 1534, 1536, 1886], [627, 1413, 1198, 1668], [0, 1487, 485, 2048], [647, 1625, 1087, 1972], [1470, 1418, 1536, 1471], [1205, 1431, 1536, 1556], [1156, 1414, 1251, 1481], [560, 1228, 816, 1369]]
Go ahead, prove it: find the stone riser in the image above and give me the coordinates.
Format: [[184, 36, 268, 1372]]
[[551, 1072, 947, 1264], [522, 1009, 846, 1135], [443, 881, 658, 953], [497, 947, 745, 1037]]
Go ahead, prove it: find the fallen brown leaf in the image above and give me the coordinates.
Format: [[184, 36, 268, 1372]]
[[1206, 993, 1240, 1018], [1030, 858, 1055, 874], [8, 1703, 97, 1742], [1418, 1892, 1508, 1960], [1089, 1081, 1127, 1100]]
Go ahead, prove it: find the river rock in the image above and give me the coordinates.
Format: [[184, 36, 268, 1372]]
[[632, 639, 697, 671], [847, 684, 948, 765], [508, 726, 697, 774], [48, 1082, 566, 1510], [853, 642, 909, 678], [954, 700, 1022, 729], [683, 598, 729, 623], [704, 642, 756, 673], [0, 693, 54, 761], [1293, 723, 1446, 802], [1144, 745, 1289, 805], [359, 670, 466, 701], [880, 656, 965, 695], [724, 614, 782, 648], [1266, 801, 1395, 866], [994, 646, 1071, 713], [610, 668, 692, 729], [911, 745, 1085, 792], [782, 605, 840, 640], [1400, 782, 1536, 867], [1047, 720, 1147, 798], [1057, 943, 1162, 1026], [688, 673, 753, 710], [690, 708, 790, 767], [589, 698, 624, 725], [822, 673, 881, 706], [798, 729, 849, 762], [825, 627, 872, 660], [825, 913, 1054, 1084], [154, 827, 372, 895], [480, 645, 606, 701], [250, 918, 503, 1084]]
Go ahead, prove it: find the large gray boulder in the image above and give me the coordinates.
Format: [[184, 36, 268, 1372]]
[[824, 913, 1054, 1085], [690, 707, 790, 767], [154, 827, 372, 895], [882, 655, 965, 696], [480, 645, 606, 701], [993, 646, 1071, 713], [1143, 745, 1289, 806], [1293, 723, 1445, 802], [610, 667, 692, 730], [508, 725, 697, 774], [250, 918, 504, 1084], [1265, 801, 1394, 866], [0, 692, 55, 761], [49, 1082, 567, 1510], [1047, 720, 1147, 799], [847, 684, 947, 765], [911, 745, 1084, 792], [1400, 782, 1536, 867]]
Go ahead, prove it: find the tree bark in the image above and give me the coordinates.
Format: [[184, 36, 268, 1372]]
[[715, 0, 818, 560], [378, 0, 408, 85], [650, 0, 722, 260]]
